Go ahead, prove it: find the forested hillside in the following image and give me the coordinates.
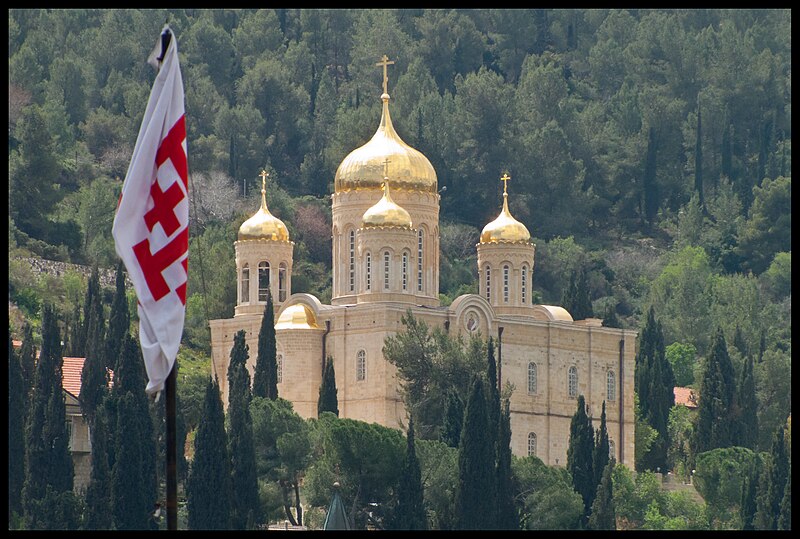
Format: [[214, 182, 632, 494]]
[[8, 8, 790, 438]]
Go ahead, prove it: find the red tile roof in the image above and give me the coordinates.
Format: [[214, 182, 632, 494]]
[[674, 386, 698, 408]]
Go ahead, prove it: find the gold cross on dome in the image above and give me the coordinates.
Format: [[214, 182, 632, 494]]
[[501, 173, 511, 194], [259, 170, 269, 192], [375, 54, 395, 94]]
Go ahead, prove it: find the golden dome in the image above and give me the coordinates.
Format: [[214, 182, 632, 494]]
[[238, 171, 290, 242], [361, 181, 413, 229], [334, 91, 437, 194], [480, 174, 531, 244], [275, 304, 319, 330]]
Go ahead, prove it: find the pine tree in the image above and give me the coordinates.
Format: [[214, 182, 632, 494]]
[[188, 377, 232, 530], [441, 390, 463, 448], [754, 425, 789, 530], [593, 401, 610, 492], [495, 399, 519, 530], [106, 261, 129, 373], [736, 355, 758, 450], [83, 413, 112, 529], [9, 327, 26, 521], [80, 267, 108, 425], [567, 394, 595, 523], [587, 458, 616, 530], [22, 305, 75, 529], [455, 377, 497, 530], [110, 334, 157, 530], [693, 327, 736, 454], [392, 415, 427, 530], [253, 292, 278, 400], [317, 355, 339, 416], [227, 330, 261, 529]]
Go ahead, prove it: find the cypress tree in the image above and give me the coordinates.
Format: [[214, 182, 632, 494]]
[[643, 125, 659, 225], [587, 458, 616, 530], [486, 337, 501, 451], [567, 394, 595, 523], [694, 99, 705, 210], [593, 401, 610, 492], [441, 390, 463, 448], [736, 355, 758, 450], [227, 330, 261, 529], [495, 399, 519, 530], [84, 413, 112, 529], [562, 268, 593, 320], [80, 267, 108, 425], [317, 355, 339, 416], [67, 304, 83, 358], [22, 305, 75, 529], [187, 377, 232, 530], [754, 426, 789, 530], [253, 291, 277, 400], [601, 303, 621, 328], [9, 327, 26, 521], [732, 324, 748, 358], [635, 307, 674, 471], [110, 334, 157, 530], [18, 322, 36, 402], [455, 377, 497, 530], [741, 465, 758, 530], [392, 415, 427, 530], [721, 120, 733, 180], [694, 327, 736, 454], [106, 261, 129, 373], [777, 469, 791, 530]]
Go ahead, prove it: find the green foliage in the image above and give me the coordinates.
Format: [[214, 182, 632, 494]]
[[760, 251, 791, 300], [495, 399, 518, 529], [83, 413, 112, 529], [666, 404, 695, 481], [513, 455, 584, 530], [567, 395, 595, 522], [736, 176, 791, 275], [754, 425, 789, 530], [666, 342, 696, 387], [561, 266, 594, 320], [694, 446, 757, 529], [187, 378, 232, 530], [8, 328, 26, 521], [391, 416, 427, 530], [736, 355, 758, 450], [693, 327, 736, 454], [588, 459, 616, 530]]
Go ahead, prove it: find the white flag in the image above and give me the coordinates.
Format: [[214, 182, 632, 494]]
[[113, 26, 188, 395]]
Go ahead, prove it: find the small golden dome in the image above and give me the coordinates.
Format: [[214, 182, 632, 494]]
[[275, 304, 319, 330], [362, 181, 413, 229], [480, 174, 531, 244], [334, 87, 437, 194], [238, 171, 290, 242]]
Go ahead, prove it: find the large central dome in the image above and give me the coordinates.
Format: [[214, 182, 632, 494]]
[[334, 93, 437, 194]]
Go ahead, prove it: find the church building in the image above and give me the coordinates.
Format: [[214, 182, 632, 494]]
[[209, 56, 636, 467]]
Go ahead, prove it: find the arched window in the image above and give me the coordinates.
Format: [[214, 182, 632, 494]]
[[349, 230, 355, 293], [277, 353, 283, 384], [528, 362, 537, 395], [503, 265, 510, 303], [258, 262, 270, 302], [528, 432, 537, 457], [417, 229, 424, 292], [356, 350, 366, 381], [568, 366, 578, 398], [402, 252, 408, 291], [521, 265, 527, 304], [241, 264, 250, 303], [607, 370, 616, 402], [279, 263, 287, 302], [485, 265, 491, 301], [384, 251, 391, 290], [609, 439, 615, 459], [365, 252, 371, 291]]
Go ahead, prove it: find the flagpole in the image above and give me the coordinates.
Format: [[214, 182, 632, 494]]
[[165, 362, 178, 530]]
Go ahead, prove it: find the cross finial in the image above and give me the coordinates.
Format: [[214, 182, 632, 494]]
[[501, 173, 511, 195], [383, 157, 391, 178], [259, 170, 269, 193], [375, 54, 395, 95]]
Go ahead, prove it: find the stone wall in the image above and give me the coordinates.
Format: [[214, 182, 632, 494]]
[[15, 257, 132, 289]]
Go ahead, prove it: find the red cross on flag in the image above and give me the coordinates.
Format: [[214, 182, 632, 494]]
[[113, 26, 188, 395]]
